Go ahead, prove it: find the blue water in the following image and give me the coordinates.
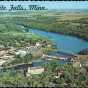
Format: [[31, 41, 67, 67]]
[[29, 29, 88, 54]]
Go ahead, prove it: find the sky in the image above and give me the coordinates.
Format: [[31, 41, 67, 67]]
[[0, 1, 88, 10]]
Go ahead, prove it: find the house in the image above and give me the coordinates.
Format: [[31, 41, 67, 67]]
[[25, 45, 34, 50], [26, 66, 45, 77], [35, 42, 41, 47], [54, 69, 64, 78]]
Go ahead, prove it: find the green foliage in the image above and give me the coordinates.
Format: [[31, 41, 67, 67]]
[[0, 33, 43, 48], [0, 70, 29, 87], [16, 53, 32, 63], [1, 61, 88, 87], [0, 11, 88, 87], [0, 11, 88, 41], [12, 12, 88, 41]]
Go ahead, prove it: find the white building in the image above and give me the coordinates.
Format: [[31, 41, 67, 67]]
[[27, 67, 44, 77]]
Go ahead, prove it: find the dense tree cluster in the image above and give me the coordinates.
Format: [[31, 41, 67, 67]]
[[0, 33, 43, 48], [11, 12, 88, 41], [0, 60, 88, 87]]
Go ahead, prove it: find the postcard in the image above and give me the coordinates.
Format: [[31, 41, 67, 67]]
[[0, 1, 88, 87]]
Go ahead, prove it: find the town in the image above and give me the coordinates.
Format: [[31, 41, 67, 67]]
[[0, 39, 87, 79], [0, 2, 88, 87]]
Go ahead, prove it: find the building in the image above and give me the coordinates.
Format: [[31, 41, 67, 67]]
[[2, 62, 44, 77], [27, 66, 44, 77], [54, 69, 64, 78]]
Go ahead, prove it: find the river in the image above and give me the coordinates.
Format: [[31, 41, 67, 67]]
[[29, 28, 88, 54]]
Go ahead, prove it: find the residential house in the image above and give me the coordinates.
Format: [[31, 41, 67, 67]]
[[54, 69, 64, 78]]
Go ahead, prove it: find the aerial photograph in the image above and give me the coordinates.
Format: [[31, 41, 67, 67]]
[[0, 1, 88, 87]]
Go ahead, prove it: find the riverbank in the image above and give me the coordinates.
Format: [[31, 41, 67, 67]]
[[0, 11, 88, 41], [18, 11, 88, 41], [0, 12, 88, 54], [27, 28, 88, 54]]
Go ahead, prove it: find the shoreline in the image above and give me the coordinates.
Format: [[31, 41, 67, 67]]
[[25, 26, 88, 42]]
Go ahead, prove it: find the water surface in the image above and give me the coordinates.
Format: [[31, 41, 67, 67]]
[[29, 28, 88, 54]]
